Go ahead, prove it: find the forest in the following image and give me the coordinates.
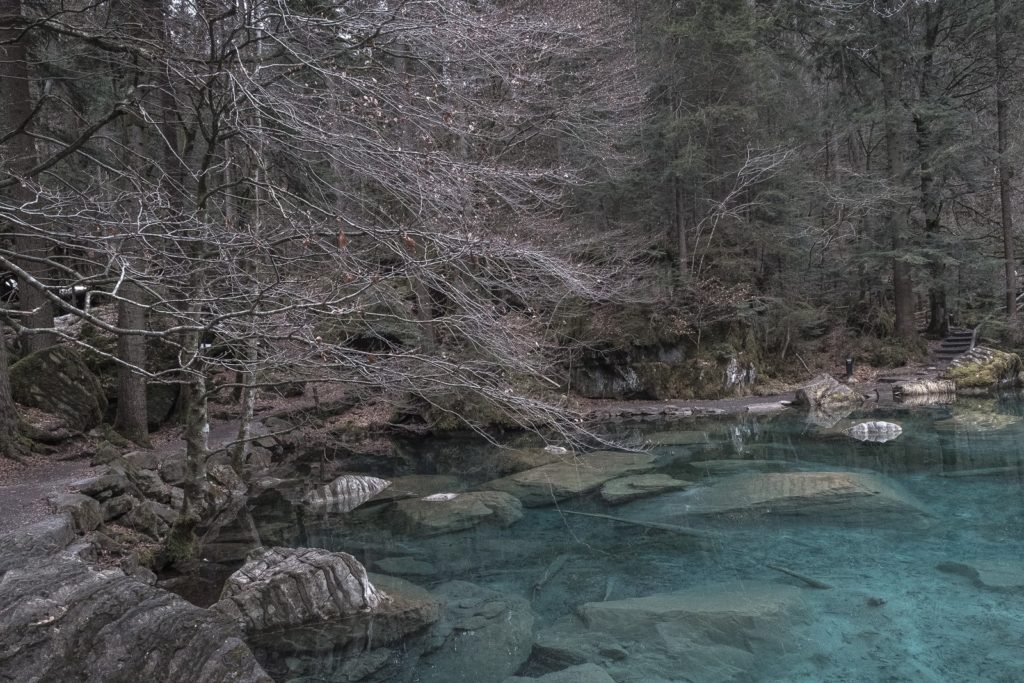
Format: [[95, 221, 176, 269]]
[[3, 0, 1024, 681]]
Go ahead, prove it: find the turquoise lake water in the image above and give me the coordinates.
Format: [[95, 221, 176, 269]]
[[249, 398, 1024, 682]]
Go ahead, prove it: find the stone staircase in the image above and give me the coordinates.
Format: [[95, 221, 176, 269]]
[[934, 328, 974, 367]]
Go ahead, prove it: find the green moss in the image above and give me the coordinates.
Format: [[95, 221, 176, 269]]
[[942, 349, 1022, 389], [164, 523, 198, 563]]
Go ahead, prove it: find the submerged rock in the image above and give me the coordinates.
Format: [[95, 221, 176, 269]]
[[599, 474, 691, 505], [302, 474, 391, 513], [535, 582, 809, 683], [846, 421, 903, 443], [506, 663, 615, 683], [369, 474, 463, 503], [937, 560, 1024, 591], [213, 547, 385, 633], [656, 471, 929, 523], [391, 491, 523, 535], [416, 581, 535, 683], [486, 452, 656, 506], [685, 459, 794, 476]]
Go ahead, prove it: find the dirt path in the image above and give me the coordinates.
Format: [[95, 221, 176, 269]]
[[0, 456, 97, 536]]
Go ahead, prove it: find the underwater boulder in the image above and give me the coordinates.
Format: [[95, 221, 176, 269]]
[[486, 452, 656, 507], [416, 581, 535, 683], [648, 471, 929, 524], [391, 491, 523, 535], [599, 474, 691, 505], [506, 663, 616, 683]]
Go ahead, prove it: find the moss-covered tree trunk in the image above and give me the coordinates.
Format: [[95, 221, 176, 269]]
[[0, 319, 27, 460]]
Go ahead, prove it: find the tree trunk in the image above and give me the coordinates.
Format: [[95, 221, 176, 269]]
[[0, 318, 27, 460], [881, 25, 917, 342], [114, 281, 150, 444], [0, 0, 54, 353], [917, 5, 948, 338], [995, 0, 1019, 337]]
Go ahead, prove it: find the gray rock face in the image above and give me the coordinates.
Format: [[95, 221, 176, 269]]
[[599, 474, 690, 505], [47, 493, 102, 532], [416, 581, 535, 683], [0, 516, 270, 682], [846, 421, 903, 443], [303, 474, 391, 513], [487, 452, 656, 506], [794, 374, 860, 409], [661, 471, 929, 523], [9, 346, 107, 430], [213, 546, 384, 633], [392, 491, 523, 535]]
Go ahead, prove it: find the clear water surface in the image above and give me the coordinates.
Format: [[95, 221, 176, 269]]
[[247, 397, 1024, 682]]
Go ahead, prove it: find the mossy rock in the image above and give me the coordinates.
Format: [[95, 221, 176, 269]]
[[10, 346, 107, 430], [942, 346, 1022, 392]]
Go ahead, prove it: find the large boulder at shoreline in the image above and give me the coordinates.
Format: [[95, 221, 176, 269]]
[[10, 346, 107, 430], [659, 471, 929, 524], [212, 547, 385, 633], [302, 474, 391, 513], [0, 516, 270, 682], [943, 346, 1022, 394], [486, 452, 656, 506], [416, 581, 535, 683], [392, 491, 523, 535], [794, 374, 860, 410]]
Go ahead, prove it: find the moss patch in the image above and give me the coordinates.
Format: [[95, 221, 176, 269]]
[[943, 347, 1022, 390]]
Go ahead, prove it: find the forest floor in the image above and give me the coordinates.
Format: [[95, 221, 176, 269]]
[[0, 347, 955, 537]]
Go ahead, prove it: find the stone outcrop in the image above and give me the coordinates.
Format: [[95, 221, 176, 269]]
[[846, 421, 903, 443], [0, 515, 270, 682], [599, 474, 690, 505], [486, 452, 656, 506], [212, 546, 385, 633], [943, 346, 1022, 394], [10, 345, 107, 430], [302, 474, 391, 513], [794, 374, 860, 410], [47, 492, 102, 532], [391, 491, 523, 535]]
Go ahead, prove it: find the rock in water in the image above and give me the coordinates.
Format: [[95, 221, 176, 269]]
[[942, 346, 1022, 394], [486, 452, 656, 506], [416, 581, 535, 683], [794, 374, 860, 409], [846, 421, 903, 443], [534, 582, 810, 683], [302, 475, 391, 513], [506, 664, 616, 683], [391, 491, 523, 535], [213, 547, 385, 633], [937, 560, 1024, 591], [657, 471, 929, 524], [599, 474, 691, 505]]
